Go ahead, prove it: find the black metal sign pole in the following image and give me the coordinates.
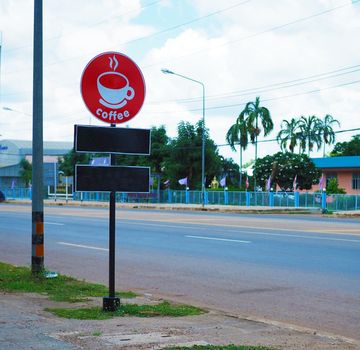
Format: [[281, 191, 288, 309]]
[[103, 123, 120, 311], [75, 123, 150, 312]]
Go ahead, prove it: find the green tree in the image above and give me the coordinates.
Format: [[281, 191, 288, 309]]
[[240, 96, 273, 160], [277, 118, 301, 153], [330, 134, 360, 156], [58, 149, 90, 176], [319, 114, 340, 156], [148, 125, 170, 173], [19, 158, 32, 187], [226, 115, 248, 186], [163, 120, 222, 189], [238, 96, 273, 189], [298, 115, 322, 156], [254, 152, 321, 190], [116, 125, 171, 174], [326, 178, 346, 194]]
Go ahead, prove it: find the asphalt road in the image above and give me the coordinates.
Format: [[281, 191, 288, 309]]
[[0, 203, 359, 340]]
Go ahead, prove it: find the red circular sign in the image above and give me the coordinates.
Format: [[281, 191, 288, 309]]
[[81, 51, 146, 124]]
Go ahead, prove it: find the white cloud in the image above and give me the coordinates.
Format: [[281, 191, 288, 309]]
[[0, 0, 359, 165]]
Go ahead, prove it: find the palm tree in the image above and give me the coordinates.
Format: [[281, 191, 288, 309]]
[[319, 114, 340, 156], [239, 96, 273, 190], [226, 115, 248, 187], [277, 118, 301, 153], [298, 115, 322, 156]]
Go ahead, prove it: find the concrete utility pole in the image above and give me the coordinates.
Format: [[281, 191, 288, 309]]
[[31, 0, 44, 274]]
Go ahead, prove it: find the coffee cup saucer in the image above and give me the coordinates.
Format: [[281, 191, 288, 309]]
[[99, 99, 127, 109]]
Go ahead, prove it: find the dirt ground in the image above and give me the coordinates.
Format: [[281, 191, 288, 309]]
[[1, 291, 359, 350]]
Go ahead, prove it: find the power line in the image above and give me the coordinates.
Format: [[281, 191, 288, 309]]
[[5, 77, 360, 121], [4, 61, 360, 101], [147, 64, 360, 105], [3, 0, 356, 76], [2, 0, 253, 75], [2, 0, 165, 54], [217, 128, 360, 148], [147, 78, 360, 115], [2, 76, 359, 122], [46, 0, 252, 68], [116, 0, 253, 46], [143, 0, 360, 69]]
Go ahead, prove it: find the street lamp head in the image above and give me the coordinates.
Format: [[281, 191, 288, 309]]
[[161, 68, 174, 75]]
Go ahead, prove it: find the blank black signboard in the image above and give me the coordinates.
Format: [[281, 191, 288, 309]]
[[74, 125, 151, 155], [75, 165, 150, 193]]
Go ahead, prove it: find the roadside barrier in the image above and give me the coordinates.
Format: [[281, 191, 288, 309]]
[[2, 187, 360, 211]]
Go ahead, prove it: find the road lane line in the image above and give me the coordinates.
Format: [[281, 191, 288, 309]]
[[46, 222, 64, 226], [237, 231, 360, 243], [57, 242, 108, 251], [128, 220, 360, 243], [129, 222, 360, 243], [121, 218, 360, 237], [186, 235, 251, 244], [179, 221, 360, 236]]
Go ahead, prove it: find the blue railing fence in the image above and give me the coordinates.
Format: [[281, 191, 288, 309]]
[[1, 187, 360, 211]]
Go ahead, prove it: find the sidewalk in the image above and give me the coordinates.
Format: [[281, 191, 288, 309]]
[[1, 292, 359, 350]]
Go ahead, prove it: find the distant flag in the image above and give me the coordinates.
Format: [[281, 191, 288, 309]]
[[164, 179, 170, 187], [245, 176, 249, 190], [178, 177, 188, 186], [293, 175, 298, 191], [319, 173, 325, 190], [266, 176, 271, 191], [220, 176, 226, 188]]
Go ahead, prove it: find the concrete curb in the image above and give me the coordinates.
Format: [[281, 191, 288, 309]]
[[6, 199, 360, 216]]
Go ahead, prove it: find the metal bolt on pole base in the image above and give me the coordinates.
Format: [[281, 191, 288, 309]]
[[103, 296, 120, 312]]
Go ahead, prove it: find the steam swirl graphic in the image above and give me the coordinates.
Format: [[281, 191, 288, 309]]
[[108, 55, 119, 71]]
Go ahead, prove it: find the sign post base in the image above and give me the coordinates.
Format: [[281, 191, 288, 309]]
[[103, 296, 120, 312]]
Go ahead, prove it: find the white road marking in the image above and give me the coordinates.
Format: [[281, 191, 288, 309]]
[[57, 242, 108, 251], [130, 222, 360, 243], [186, 235, 251, 244], [124, 220, 360, 237], [46, 222, 64, 226], [237, 231, 360, 243]]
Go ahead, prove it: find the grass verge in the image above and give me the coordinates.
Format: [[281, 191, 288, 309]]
[[0, 262, 136, 302], [45, 301, 205, 320], [164, 346, 276, 350]]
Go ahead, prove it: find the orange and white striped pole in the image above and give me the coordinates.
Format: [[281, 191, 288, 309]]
[[32, 212, 44, 272]]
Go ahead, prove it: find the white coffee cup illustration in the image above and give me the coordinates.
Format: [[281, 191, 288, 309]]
[[97, 71, 135, 109]]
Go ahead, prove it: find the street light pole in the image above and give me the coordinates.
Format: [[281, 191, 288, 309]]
[[161, 69, 206, 207]]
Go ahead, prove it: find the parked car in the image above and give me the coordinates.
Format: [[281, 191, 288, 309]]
[[0, 190, 5, 203]]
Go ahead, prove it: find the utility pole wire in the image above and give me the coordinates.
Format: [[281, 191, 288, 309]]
[[144, 0, 360, 69], [147, 65, 360, 105]]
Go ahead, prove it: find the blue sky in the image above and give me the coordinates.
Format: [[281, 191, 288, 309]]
[[0, 0, 359, 165]]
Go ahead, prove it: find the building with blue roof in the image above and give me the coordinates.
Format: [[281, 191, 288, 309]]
[[311, 156, 360, 194]]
